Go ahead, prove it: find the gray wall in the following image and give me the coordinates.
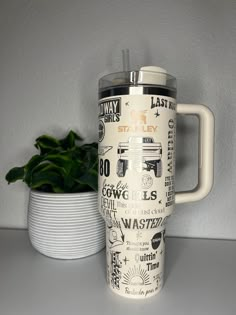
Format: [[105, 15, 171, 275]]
[[1, 0, 236, 239]]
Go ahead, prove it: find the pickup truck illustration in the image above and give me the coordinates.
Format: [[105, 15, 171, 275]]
[[117, 137, 162, 178]]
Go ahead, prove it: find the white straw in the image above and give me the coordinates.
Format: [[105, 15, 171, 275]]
[[122, 49, 130, 71]]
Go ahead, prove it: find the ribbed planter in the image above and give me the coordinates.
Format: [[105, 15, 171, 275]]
[[28, 190, 105, 259]]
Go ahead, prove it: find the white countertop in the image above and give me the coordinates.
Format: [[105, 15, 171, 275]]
[[0, 229, 235, 315]]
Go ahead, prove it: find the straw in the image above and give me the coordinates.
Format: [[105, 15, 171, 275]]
[[122, 49, 130, 72]]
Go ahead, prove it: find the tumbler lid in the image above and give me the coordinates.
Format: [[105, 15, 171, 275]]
[[99, 67, 176, 93], [138, 66, 167, 85]]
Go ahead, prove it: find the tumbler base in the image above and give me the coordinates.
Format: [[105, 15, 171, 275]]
[[108, 282, 164, 299]]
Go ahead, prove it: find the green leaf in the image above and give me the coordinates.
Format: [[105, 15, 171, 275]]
[[31, 170, 64, 193], [44, 154, 72, 173], [5, 129, 98, 193], [32, 163, 67, 177], [64, 174, 76, 192], [70, 183, 91, 193], [25, 155, 44, 169], [24, 155, 45, 185], [73, 147, 97, 172], [68, 159, 83, 179], [60, 130, 83, 149], [35, 135, 61, 154], [28, 162, 51, 174], [77, 169, 98, 191], [81, 142, 98, 151], [5, 167, 25, 184]]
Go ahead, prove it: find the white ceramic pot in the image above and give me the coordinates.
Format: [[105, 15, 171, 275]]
[[28, 190, 105, 259]]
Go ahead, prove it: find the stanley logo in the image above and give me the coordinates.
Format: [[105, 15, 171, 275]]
[[118, 107, 158, 133], [130, 110, 147, 125]]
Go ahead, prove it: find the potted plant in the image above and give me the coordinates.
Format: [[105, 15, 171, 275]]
[[5, 130, 105, 259]]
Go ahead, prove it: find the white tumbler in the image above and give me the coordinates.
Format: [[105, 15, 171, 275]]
[[98, 66, 214, 298]]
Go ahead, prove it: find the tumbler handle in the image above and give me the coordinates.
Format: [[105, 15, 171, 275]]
[[175, 104, 214, 204]]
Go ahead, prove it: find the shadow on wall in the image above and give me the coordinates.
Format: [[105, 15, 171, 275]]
[[175, 114, 198, 191], [76, 51, 107, 142], [175, 72, 205, 197], [176, 115, 197, 170]]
